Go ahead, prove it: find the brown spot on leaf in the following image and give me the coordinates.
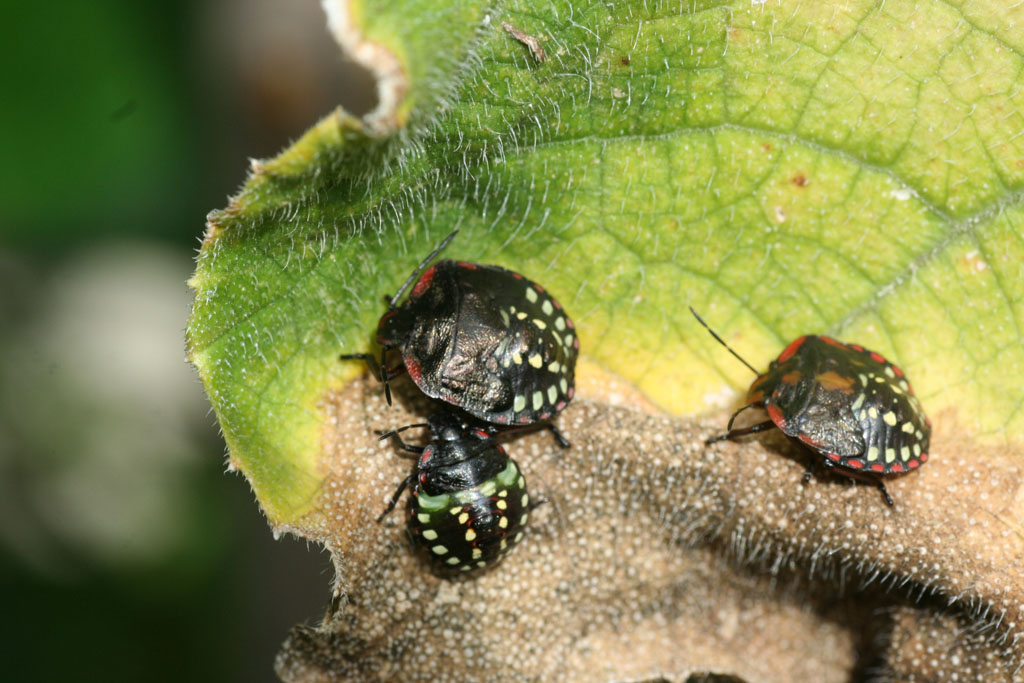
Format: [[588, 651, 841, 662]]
[[620, 55, 631, 66], [791, 174, 808, 187]]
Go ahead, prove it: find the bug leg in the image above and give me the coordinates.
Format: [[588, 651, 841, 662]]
[[543, 422, 571, 449], [340, 347, 404, 406], [338, 351, 381, 375], [725, 403, 757, 432], [820, 459, 896, 507], [801, 456, 816, 484], [877, 481, 895, 507], [379, 347, 392, 405], [705, 419, 776, 445], [377, 474, 416, 523], [527, 497, 548, 511], [377, 425, 428, 456], [487, 421, 571, 448]]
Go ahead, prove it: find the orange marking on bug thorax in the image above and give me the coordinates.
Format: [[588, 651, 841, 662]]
[[815, 370, 856, 393], [781, 370, 802, 385]]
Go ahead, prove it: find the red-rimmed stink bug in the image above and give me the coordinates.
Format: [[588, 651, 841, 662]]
[[691, 307, 931, 506], [341, 231, 578, 431], [377, 412, 533, 574]]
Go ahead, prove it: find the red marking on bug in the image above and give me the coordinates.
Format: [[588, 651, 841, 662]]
[[766, 403, 787, 430], [555, 400, 567, 411], [411, 266, 436, 298], [849, 344, 864, 352], [908, 459, 920, 469], [869, 351, 886, 364], [474, 430, 490, 439], [405, 356, 423, 384], [920, 452, 929, 462], [892, 365, 904, 378], [821, 336, 844, 348], [798, 433, 820, 448], [552, 299, 563, 310], [511, 272, 524, 280], [566, 316, 575, 329], [539, 412, 551, 420], [825, 452, 841, 461], [534, 283, 546, 293], [845, 458, 864, 469], [494, 415, 510, 425], [869, 463, 885, 472], [778, 336, 807, 363], [567, 387, 575, 398], [518, 415, 532, 424], [889, 463, 905, 473], [573, 337, 580, 350], [456, 261, 478, 270]]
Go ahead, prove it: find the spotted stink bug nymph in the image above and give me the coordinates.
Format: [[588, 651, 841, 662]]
[[691, 307, 931, 506], [377, 412, 533, 574], [341, 231, 578, 431]]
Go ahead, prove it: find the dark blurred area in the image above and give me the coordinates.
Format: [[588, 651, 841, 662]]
[[0, 1, 373, 680]]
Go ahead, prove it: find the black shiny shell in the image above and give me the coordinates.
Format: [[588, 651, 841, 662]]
[[748, 335, 931, 475], [396, 413, 531, 573], [378, 259, 577, 426]]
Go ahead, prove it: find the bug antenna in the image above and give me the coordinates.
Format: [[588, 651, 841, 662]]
[[689, 306, 760, 375], [388, 230, 459, 309]]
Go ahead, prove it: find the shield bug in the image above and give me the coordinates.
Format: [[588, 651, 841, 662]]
[[691, 307, 931, 506], [341, 231, 578, 431], [377, 412, 534, 573]]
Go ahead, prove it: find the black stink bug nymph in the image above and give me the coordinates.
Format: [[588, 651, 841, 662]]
[[377, 412, 533, 573], [340, 231, 578, 428], [691, 307, 931, 506]]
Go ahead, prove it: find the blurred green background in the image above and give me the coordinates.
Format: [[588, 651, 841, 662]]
[[0, 1, 372, 680]]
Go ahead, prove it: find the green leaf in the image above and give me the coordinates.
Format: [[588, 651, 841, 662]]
[[188, 0, 1024, 529]]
